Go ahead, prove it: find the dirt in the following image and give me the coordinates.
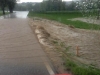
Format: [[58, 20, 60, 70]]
[[29, 17, 100, 73], [70, 17, 100, 25]]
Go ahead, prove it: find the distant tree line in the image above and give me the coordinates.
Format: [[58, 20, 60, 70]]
[[15, 2, 35, 11], [14, 1, 76, 12], [0, 0, 16, 15], [41, 0, 66, 11], [33, 0, 76, 12]]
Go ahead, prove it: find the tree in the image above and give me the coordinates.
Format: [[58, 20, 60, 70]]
[[0, 0, 7, 15], [76, 0, 100, 20], [41, 0, 63, 11], [96, 0, 100, 19], [32, 3, 41, 11], [7, 0, 16, 13], [0, 0, 16, 14], [66, 1, 76, 11]]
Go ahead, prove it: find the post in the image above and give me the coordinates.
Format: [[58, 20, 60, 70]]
[[76, 46, 80, 56]]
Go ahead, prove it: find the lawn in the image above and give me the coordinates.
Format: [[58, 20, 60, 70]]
[[0, 11, 9, 16], [64, 58, 100, 75], [28, 11, 100, 30], [0, 11, 3, 16]]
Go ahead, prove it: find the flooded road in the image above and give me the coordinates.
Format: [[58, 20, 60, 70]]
[[0, 11, 29, 19], [0, 11, 55, 75]]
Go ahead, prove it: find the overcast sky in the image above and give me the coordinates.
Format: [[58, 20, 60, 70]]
[[18, 0, 72, 3]]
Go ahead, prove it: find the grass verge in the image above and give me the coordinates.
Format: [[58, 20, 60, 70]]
[[0, 12, 3, 16], [0, 11, 9, 16], [52, 40, 100, 75], [64, 58, 100, 75], [28, 11, 100, 30]]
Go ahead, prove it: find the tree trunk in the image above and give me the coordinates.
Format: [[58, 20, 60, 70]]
[[2, 7, 5, 15], [9, 8, 13, 13], [10, 10, 13, 13], [97, 9, 100, 20]]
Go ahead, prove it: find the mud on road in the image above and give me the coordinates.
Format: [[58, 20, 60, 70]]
[[29, 17, 100, 72]]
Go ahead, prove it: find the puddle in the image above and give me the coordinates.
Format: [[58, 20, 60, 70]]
[[0, 11, 29, 19]]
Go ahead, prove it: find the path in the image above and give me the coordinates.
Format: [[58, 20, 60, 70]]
[[0, 11, 55, 75]]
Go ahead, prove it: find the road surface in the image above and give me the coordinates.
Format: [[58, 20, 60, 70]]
[[0, 11, 55, 75]]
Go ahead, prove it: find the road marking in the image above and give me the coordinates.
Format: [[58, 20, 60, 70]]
[[44, 61, 55, 75]]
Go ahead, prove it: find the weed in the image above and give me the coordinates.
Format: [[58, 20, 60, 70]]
[[65, 58, 100, 75], [52, 40, 58, 44], [65, 46, 71, 52], [65, 59, 77, 68]]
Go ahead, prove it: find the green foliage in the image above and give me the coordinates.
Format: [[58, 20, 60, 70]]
[[7, 0, 16, 13], [41, 0, 65, 11], [65, 59, 100, 75], [76, 0, 100, 19], [52, 40, 58, 44], [65, 46, 71, 52], [0, 11, 3, 16], [0, 11, 10, 16], [15, 3, 35, 11], [28, 11, 100, 30], [0, 0, 16, 14], [65, 59, 77, 68], [21, 0, 76, 12], [0, 0, 8, 14]]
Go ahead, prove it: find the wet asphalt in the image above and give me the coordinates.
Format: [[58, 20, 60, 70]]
[[0, 11, 55, 75]]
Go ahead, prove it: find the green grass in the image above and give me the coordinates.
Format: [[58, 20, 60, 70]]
[[0, 11, 9, 16], [0, 11, 3, 16], [28, 11, 100, 30], [65, 59, 100, 75]]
